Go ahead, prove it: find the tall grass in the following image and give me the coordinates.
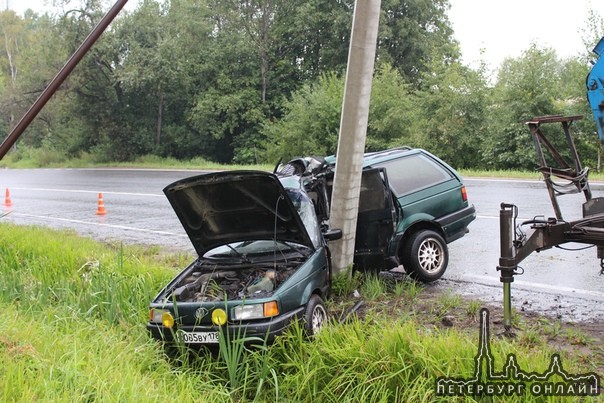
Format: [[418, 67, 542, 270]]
[[8, 145, 604, 181], [0, 147, 272, 171], [0, 222, 596, 402]]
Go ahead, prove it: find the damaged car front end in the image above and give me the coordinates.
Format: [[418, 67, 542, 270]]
[[147, 170, 341, 349]]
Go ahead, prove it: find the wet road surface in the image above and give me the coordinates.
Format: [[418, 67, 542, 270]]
[[1, 168, 604, 322], [0, 168, 204, 253], [446, 177, 604, 323]]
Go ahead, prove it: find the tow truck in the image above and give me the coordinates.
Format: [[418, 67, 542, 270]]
[[497, 36, 604, 332]]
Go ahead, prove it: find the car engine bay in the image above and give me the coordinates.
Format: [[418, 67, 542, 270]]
[[167, 261, 299, 302]]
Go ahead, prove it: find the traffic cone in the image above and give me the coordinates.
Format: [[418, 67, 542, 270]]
[[4, 188, 12, 207], [95, 192, 107, 215]]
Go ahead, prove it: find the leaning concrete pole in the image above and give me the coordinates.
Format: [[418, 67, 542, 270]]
[[329, 0, 381, 275]]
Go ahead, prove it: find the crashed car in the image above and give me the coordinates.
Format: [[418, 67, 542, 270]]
[[147, 171, 341, 348], [280, 147, 476, 282]]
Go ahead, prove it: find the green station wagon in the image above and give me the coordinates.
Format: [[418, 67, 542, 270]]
[[147, 170, 342, 349], [147, 147, 474, 349], [328, 147, 475, 282], [283, 147, 476, 282]]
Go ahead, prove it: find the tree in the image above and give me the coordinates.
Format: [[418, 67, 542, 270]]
[[580, 6, 604, 61], [270, 0, 353, 81], [261, 71, 343, 162], [43, 0, 128, 160], [260, 65, 418, 163], [116, 0, 213, 154], [482, 45, 566, 170], [556, 57, 600, 170], [378, 0, 459, 84], [412, 53, 489, 168], [0, 0, 481, 165], [0, 10, 28, 141], [0, 10, 69, 151], [186, 20, 267, 163]]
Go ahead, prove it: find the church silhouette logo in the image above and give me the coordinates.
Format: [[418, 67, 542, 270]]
[[436, 308, 600, 397]]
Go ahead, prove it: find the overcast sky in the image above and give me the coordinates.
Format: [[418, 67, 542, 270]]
[[449, 0, 597, 71], [7, 0, 600, 73]]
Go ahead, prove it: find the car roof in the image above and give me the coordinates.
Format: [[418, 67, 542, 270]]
[[360, 146, 417, 167], [324, 146, 417, 167], [324, 147, 462, 181]]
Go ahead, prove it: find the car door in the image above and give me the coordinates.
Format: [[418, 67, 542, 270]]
[[353, 168, 396, 269]]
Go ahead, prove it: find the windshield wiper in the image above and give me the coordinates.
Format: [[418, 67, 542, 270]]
[[274, 241, 311, 257], [224, 244, 251, 263]]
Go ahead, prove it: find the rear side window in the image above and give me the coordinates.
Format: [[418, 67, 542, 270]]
[[358, 170, 388, 213], [377, 154, 453, 196]]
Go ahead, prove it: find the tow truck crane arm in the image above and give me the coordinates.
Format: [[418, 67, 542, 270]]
[[497, 36, 604, 333]]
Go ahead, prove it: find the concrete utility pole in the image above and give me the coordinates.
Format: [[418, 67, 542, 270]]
[[329, 0, 381, 275]]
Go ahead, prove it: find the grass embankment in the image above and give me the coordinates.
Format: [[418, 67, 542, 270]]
[[0, 150, 273, 172], [0, 223, 599, 401], [4, 149, 604, 181]]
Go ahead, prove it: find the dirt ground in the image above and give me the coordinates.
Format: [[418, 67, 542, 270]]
[[331, 273, 604, 376]]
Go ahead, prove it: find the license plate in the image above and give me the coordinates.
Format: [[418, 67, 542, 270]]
[[179, 331, 220, 344]]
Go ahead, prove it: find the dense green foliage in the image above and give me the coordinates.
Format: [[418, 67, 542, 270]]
[[0, 0, 603, 170], [0, 222, 596, 401]]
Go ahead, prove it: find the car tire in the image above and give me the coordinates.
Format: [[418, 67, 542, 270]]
[[303, 294, 328, 337], [401, 230, 448, 282]]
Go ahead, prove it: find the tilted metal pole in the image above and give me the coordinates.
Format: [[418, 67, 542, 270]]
[[0, 0, 129, 160]]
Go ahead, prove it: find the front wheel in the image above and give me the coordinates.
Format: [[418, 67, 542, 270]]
[[401, 230, 448, 282], [303, 295, 328, 337]]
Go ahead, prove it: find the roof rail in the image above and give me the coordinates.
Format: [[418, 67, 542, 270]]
[[364, 146, 414, 159]]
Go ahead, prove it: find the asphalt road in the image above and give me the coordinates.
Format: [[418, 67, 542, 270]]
[[447, 177, 604, 322], [0, 168, 202, 253], [1, 168, 604, 322]]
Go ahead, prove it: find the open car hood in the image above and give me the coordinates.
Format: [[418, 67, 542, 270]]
[[163, 171, 315, 256]]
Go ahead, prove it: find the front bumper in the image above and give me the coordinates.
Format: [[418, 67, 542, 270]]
[[147, 305, 305, 345]]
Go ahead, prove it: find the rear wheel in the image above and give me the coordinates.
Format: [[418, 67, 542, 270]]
[[401, 230, 448, 282], [303, 295, 327, 337]]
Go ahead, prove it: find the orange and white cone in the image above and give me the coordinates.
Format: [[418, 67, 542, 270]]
[[95, 192, 107, 215], [4, 188, 13, 207]]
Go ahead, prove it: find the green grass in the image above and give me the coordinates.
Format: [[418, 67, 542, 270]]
[[4, 146, 604, 182], [459, 168, 604, 181], [0, 222, 597, 402], [0, 149, 273, 171]]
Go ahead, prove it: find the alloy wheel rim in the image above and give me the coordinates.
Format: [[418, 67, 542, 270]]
[[311, 305, 327, 334], [418, 238, 444, 273]]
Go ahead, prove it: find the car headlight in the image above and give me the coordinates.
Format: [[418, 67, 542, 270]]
[[149, 309, 175, 328], [232, 302, 279, 320]]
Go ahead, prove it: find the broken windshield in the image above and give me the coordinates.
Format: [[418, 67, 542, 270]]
[[204, 240, 312, 260], [285, 188, 321, 248]]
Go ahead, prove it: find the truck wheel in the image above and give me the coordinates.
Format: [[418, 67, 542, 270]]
[[304, 295, 327, 337], [401, 230, 448, 282]]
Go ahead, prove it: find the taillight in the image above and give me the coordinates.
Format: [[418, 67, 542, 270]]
[[461, 185, 468, 202]]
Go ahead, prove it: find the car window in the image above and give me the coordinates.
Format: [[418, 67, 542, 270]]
[[204, 240, 312, 258], [286, 188, 321, 248], [359, 170, 388, 213], [376, 154, 453, 196]]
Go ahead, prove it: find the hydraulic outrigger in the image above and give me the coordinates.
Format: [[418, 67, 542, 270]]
[[498, 36, 604, 332]]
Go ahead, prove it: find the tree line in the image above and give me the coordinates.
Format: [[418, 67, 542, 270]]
[[0, 0, 603, 170]]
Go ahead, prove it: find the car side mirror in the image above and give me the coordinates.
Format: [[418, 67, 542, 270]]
[[323, 228, 342, 241]]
